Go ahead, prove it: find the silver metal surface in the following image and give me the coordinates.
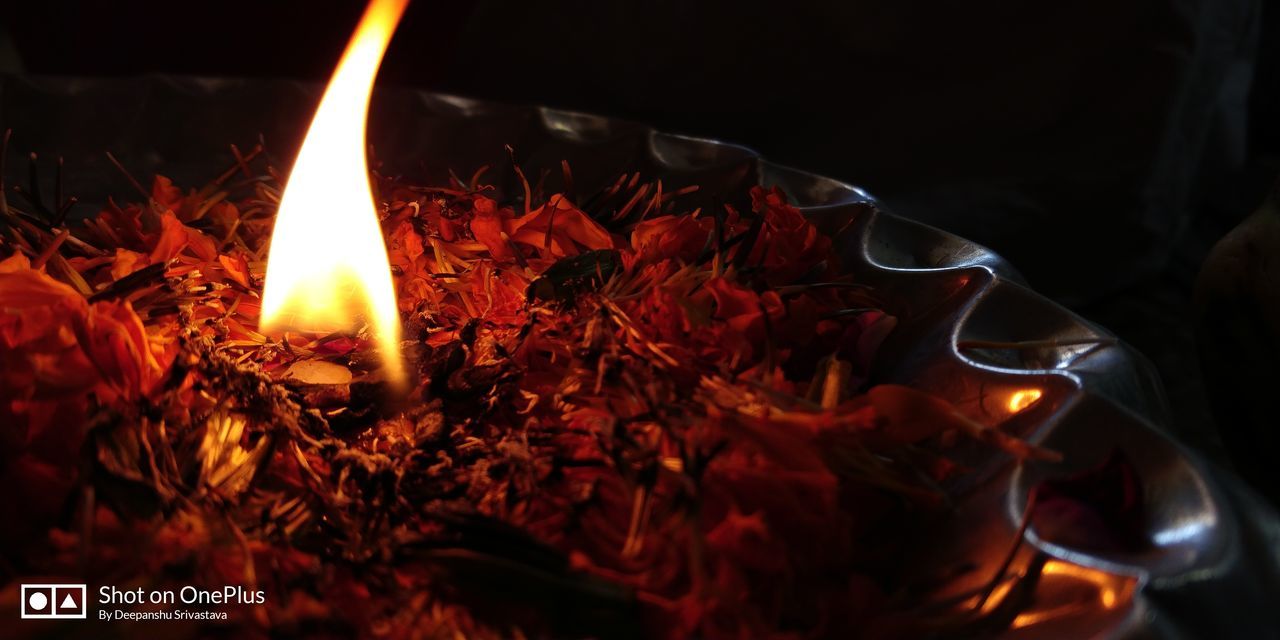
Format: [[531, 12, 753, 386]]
[[3, 74, 1278, 638], [767, 161, 1280, 638]]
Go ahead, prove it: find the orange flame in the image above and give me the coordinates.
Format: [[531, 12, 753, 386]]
[[261, 0, 409, 386]]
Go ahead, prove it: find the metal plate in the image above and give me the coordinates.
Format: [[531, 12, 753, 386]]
[[2, 74, 1278, 638]]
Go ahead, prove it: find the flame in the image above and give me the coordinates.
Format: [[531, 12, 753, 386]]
[[261, 0, 409, 385], [1007, 388, 1043, 413]]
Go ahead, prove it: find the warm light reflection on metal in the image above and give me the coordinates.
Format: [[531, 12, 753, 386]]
[[1043, 560, 1122, 608], [1009, 560, 1129, 630], [979, 579, 1015, 614], [1007, 388, 1043, 413]]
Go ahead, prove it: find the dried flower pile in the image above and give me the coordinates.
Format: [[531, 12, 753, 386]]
[[1, 139, 1060, 638]]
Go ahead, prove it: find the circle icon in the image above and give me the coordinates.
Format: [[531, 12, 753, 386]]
[[27, 591, 49, 611]]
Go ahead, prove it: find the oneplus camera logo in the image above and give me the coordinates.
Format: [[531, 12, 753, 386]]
[[20, 584, 87, 619]]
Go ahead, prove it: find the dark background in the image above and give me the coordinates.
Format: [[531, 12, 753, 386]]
[[2, 0, 1277, 494]]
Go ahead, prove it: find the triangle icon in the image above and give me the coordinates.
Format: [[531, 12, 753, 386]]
[[61, 593, 77, 609]]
